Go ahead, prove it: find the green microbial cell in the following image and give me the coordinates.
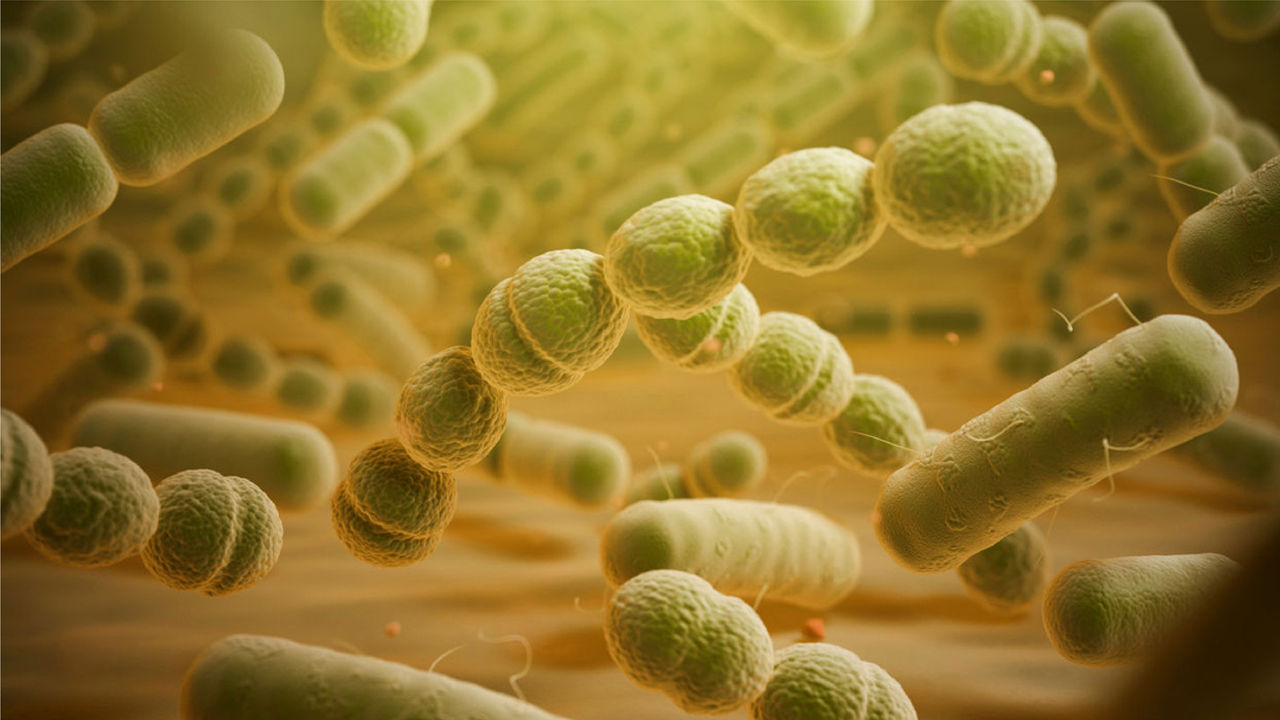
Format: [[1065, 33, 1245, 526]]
[[1075, 77, 1126, 138], [815, 304, 893, 337], [605, 195, 749, 320], [308, 271, 431, 380], [472, 249, 629, 395], [878, 52, 955, 133], [1043, 553, 1239, 666], [142, 469, 283, 596], [131, 289, 210, 362], [1, 29, 49, 114], [1, 408, 54, 540], [736, 147, 885, 277], [603, 498, 861, 609], [634, 283, 760, 373], [180, 634, 572, 720], [1234, 119, 1280, 171], [751, 642, 917, 720], [994, 336, 1060, 381], [27, 447, 158, 567], [876, 314, 1238, 574], [382, 51, 496, 164], [88, 29, 284, 186], [261, 124, 314, 172], [957, 522, 1049, 615], [69, 234, 140, 308], [591, 89, 657, 151], [165, 195, 233, 263], [322, 0, 431, 70], [307, 95, 354, 138], [935, 0, 1042, 84], [1205, 0, 1280, 42], [1088, 2, 1214, 162], [205, 155, 273, 221], [211, 335, 278, 393], [822, 374, 926, 476], [1015, 16, 1095, 107], [395, 346, 507, 473], [487, 411, 629, 508], [347, 69, 399, 110], [1171, 411, 1280, 496], [71, 399, 339, 511], [728, 312, 856, 426], [1157, 135, 1251, 221], [679, 116, 774, 200], [592, 164, 695, 239], [684, 430, 766, 498], [288, 243, 432, 313], [331, 438, 455, 567], [1168, 156, 1280, 313], [27, 0, 95, 62], [604, 569, 773, 714], [281, 118, 413, 238], [908, 305, 985, 336], [22, 321, 162, 439], [873, 102, 1055, 249], [274, 358, 342, 416], [724, 0, 873, 60], [623, 462, 689, 506], [335, 369, 397, 430], [0, 124, 118, 272]]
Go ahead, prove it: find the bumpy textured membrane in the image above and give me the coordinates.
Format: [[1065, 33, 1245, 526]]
[[822, 374, 926, 475], [735, 148, 886, 276], [727, 312, 856, 426], [27, 447, 158, 567], [1168, 155, 1280, 314], [935, 0, 1040, 84], [602, 498, 862, 610], [875, 315, 1239, 573], [873, 102, 1056, 249], [957, 522, 1049, 614], [634, 284, 760, 373], [323, 0, 431, 70], [331, 438, 456, 567], [750, 643, 917, 720], [1, 409, 54, 539], [142, 470, 283, 596], [1043, 553, 1238, 666], [395, 346, 508, 472], [605, 195, 751, 320], [180, 634, 572, 719], [1, 124, 118, 272], [88, 29, 284, 186], [604, 570, 773, 714], [472, 249, 628, 395]]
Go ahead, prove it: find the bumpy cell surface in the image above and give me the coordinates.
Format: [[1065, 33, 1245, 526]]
[[634, 283, 760, 373], [605, 195, 751, 320], [751, 643, 917, 720], [728, 312, 855, 426], [957, 522, 1049, 614], [344, 438, 456, 540], [935, 0, 1041, 84], [873, 102, 1056, 249], [142, 470, 283, 596], [605, 569, 773, 714], [821, 374, 926, 475], [323, 0, 431, 70], [27, 447, 159, 567], [1, 409, 54, 539], [395, 346, 507, 472], [472, 249, 629, 395], [735, 148, 885, 276]]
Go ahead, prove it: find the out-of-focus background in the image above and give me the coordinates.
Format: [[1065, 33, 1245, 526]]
[[2, 1, 1278, 718]]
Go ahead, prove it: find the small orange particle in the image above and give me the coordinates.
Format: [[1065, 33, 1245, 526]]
[[87, 333, 107, 352], [654, 439, 669, 453], [434, 253, 452, 269], [701, 337, 723, 354], [384, 621, 401, 638], [1039, 68, 1056, 85], [853, 136, 877, 157], [801, 617, 826, 641], [151, 381, 164, 392], [960, 244, 978, 258], [945, 332, 960, 346]]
